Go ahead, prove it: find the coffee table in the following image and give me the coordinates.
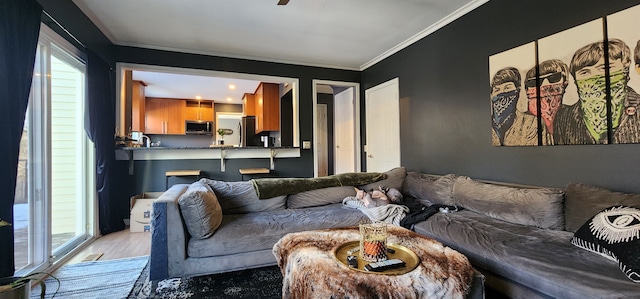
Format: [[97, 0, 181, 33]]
[[273, 226, 482, 299]]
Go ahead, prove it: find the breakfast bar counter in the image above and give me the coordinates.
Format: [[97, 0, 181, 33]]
[[116, 146, 300, 174]]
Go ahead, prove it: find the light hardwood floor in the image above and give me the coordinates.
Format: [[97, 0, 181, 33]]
[[64, 228, 151, 265]]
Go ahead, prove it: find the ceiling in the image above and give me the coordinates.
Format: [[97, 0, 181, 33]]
[[131, 70, 263, 104], [74, 0, 488, 102]]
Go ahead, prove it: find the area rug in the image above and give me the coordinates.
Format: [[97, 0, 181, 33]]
[[128, 264, 282, 299], [31, 256, 149, 299]]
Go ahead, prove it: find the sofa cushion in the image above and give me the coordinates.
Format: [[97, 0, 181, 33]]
[[287, 186, 355, 209], [452, 176, 564, 230], [178, 181, 223, 239], [413, 210, 640, 298], [564, 183, 640, 232], [187, 203, 370, 258], [571, 205, 640, 283], [201, 179, 286, 214], [360, 167, 406, 192], [402, 172, 457, 206]]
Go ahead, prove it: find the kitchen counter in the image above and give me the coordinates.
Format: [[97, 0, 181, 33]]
[[118, 145, 298, 150], [116, 146, 300, 173]]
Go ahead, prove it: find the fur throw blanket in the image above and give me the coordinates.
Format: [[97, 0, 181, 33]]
[[273, 226, 475, 299], [251, 172, 385, 199], [342, 196, 409, 226]]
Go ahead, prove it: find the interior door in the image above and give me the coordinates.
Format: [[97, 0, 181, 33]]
[[317, 104, 328, 177], [334, 88, 356, 174], [365, 78, 400, 172]]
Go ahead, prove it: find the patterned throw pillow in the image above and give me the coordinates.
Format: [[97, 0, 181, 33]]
[[571, 205, 640, 283]]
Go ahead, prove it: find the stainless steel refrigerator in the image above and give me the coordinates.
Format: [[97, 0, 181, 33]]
[[240, 116, 260, 146]]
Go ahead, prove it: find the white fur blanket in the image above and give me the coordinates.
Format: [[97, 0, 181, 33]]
[[273, 226, 475, 299], [342, 196, 409, 226]]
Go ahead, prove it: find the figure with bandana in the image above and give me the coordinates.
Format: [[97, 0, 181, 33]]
[[635, 40, 640, 81], [555, 39, 640, 144], [491, 67, 538, 146], [524, 59, 570, 145]]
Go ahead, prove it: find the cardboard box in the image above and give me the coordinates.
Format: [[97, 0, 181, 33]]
[[130, 192, 163, 232]]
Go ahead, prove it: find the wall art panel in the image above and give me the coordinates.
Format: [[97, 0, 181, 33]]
[[489, 42, 537, 146], [607, 4, 640, 144]]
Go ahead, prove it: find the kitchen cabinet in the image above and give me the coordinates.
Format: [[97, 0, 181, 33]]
[[185, 100, 214, 121], [145, 97, 185, 134], [131, 80, 146, 132], [242, 93, 255, 117], [254, 82, 280, 133]]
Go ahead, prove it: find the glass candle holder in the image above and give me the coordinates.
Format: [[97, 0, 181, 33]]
[[359, 221, 388, 262]]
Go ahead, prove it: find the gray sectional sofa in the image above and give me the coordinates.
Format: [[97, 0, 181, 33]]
[[149, 168, 640, 298]]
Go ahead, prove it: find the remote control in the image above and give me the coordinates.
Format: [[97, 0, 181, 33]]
[[364, 259, 406, 272], [347, 255, 358, 268]]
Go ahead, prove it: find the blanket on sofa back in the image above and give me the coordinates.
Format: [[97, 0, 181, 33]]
[[251, 172, 385, 199]]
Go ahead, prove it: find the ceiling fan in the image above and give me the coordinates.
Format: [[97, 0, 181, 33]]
[[277, 0, 290, 5]]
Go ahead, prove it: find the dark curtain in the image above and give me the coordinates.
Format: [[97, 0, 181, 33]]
[[0, 0, 42, 277], [86, 51, 124, 235]]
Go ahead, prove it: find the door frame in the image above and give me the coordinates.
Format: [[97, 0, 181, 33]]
[[312, 80, 361, 177]]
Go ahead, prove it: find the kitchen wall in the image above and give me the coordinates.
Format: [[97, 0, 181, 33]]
[[362, 0, 640, 193]]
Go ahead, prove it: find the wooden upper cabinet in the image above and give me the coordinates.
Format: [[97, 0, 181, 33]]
[[144, 98, 165, 134], [131, 80, 146, 132], [242, 93, 255, 117], [145, 97, 185, 134], [254, 82, 280, 133], [185, 100, 214, 121], [165, 99, 185, 134]]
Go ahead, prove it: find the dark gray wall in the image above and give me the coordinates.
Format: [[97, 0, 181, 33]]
[[114, 46, 360, 194], [362, 0, 640, 193], [39, 1, 360, 216]]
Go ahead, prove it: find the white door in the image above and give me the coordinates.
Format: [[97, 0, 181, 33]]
[[317, 104, 329, 177], [334, 87, 356, 174], [365, 78, 400, 172]]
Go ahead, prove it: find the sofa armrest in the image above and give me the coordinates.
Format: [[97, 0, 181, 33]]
[[149, 184, 190, 281]]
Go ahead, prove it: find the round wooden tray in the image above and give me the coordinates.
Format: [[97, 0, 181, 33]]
[[333, 241, 420, 275]]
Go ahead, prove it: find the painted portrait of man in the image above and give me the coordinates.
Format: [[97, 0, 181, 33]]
[[554, 39, 640, 144], [524, 59, 570, 145], [490, 67, 538, 146]]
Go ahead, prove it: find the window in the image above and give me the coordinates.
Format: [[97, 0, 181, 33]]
[[13, 25, 95, 274]]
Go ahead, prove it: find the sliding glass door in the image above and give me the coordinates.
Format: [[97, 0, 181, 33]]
[[13, 25, 95, 274]]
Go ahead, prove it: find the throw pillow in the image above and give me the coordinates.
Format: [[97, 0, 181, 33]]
[[571, 205, 640, 283], [287, 186, 356, 209], [178, 181, 223, 239], [401, 172, 458, 206], [360, 167, 406, 192], [564, 183, 640, 232], [453, 176, 565, 230], [201, 179, 286, 214]]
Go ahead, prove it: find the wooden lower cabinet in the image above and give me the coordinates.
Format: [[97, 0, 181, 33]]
[[145, 97, 185, 134]]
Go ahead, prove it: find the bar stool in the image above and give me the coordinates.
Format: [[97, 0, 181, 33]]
[[166, 169, 201, 189], [239, 168, 270, 181]]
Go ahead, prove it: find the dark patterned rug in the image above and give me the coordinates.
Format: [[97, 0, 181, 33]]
[[128, 263, 282, 299]]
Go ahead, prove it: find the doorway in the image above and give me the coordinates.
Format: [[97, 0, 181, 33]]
[[312, 80, 361, 177], [365, 78, 400, 172]]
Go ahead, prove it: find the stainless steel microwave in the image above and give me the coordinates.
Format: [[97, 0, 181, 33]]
[[185, 121, 213, 135]]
